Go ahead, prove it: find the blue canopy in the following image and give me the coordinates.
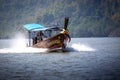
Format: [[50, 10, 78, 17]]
[[24, 23, 45, 30]]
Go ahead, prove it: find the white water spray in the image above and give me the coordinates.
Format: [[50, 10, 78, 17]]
[[71, 43, 95, 51], [0, 34, 48, 53]]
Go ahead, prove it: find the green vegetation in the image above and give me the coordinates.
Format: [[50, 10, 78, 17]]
[[0, 0, 120, 38]]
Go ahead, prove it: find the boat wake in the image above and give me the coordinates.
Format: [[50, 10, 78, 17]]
[[0, 36, 48, 53], [0, 47, 48, 53], [0, 43, 95, 53], [71, 43, 96, 52], [0, 37, 95, 53], [0, 43, 96, 53]]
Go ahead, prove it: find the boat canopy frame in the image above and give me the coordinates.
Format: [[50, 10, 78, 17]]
[[23, 23, 62, 46]]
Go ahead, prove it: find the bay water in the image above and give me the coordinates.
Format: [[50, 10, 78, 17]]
[[0, 38, 120, 80]]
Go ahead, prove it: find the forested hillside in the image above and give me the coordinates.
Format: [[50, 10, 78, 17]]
[[0, 0, 120, 38]]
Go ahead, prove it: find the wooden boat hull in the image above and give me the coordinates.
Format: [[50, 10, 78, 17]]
[[33, 33, 70, 50]]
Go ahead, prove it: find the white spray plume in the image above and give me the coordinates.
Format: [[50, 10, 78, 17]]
[[71, 43, 95, 51]]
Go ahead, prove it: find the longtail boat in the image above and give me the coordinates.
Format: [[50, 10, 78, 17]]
[[24, 17, 71, 51]]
